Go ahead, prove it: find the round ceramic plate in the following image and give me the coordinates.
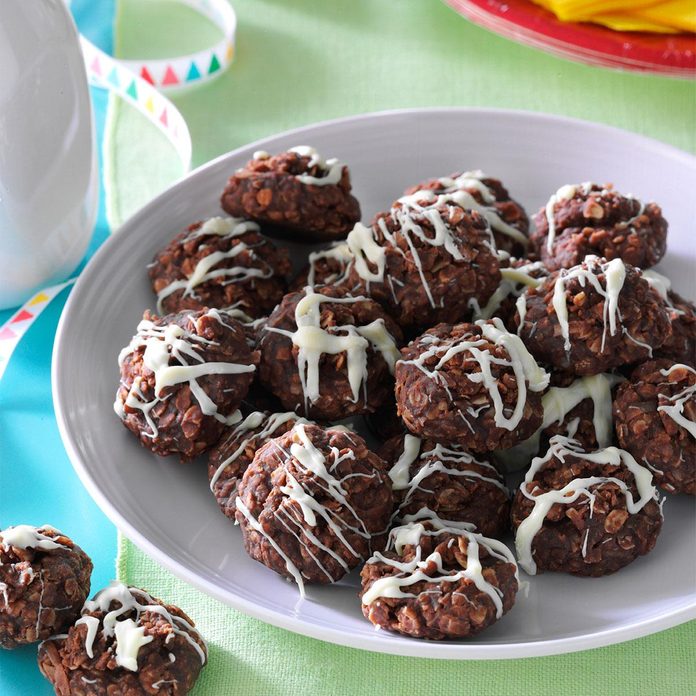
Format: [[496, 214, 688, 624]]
[[53, 108, 696, 659], [444, 0, 696, 79]]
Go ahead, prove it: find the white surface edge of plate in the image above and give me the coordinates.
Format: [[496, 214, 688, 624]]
[[53, 107, 696, 660], [138, 107, 696, 200]]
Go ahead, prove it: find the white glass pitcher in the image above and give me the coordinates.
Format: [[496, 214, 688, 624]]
[[0, 0, 98, 309]]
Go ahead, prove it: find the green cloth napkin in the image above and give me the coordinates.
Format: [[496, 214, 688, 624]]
[[107, 1, 695, 693], [118, 538, 695, 696]]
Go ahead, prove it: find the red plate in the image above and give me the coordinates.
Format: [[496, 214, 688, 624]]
[[445, 0, 696, 78]]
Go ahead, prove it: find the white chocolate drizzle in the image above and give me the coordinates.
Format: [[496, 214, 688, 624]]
[[0, 525, 65, 552], [305, 242, 354, 288], [544, 183, 582, 253], [209, 410, 309, 490], [514, 435, 659, 575], [361, 510, 518, 617], [114, 619, 153, 672], [541, 373, 623, 448], [397, 318, 548, 432], [153, 679, 179, 690], [387, 434, 422, 490], [78, 582, 206, 671], [114, 311, 252, 438], [657, 364, 696, 438], [642, 269, 671, 301], [346, 223, 386, 286], [235, 423, 382, 596], [550, 255, 638, 354], [414, 171, 528, 246], [265, 288, 399, 410], [474, 260, 547, 321], [643, 270, 687, 318], [288, 146, 344, 186], [155, 216, 272, 313]]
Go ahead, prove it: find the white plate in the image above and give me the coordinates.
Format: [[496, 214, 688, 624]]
[[53, 108, 696, 659]]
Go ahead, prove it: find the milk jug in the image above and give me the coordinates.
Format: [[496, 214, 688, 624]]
[[0, 0, 98, 308]]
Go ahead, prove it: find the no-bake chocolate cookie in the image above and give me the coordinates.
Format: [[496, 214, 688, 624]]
[[149, 216, 290, 317], [236, 423, 393, 591], [380, 434, 510, 537], [114, 309, 257, 459], [531, 183, 667, 271], [614, 360, 695, 495], [360, 511, 518, 640], [404, 170, 530, 256], [0, 526, 92, 649], [38, 582, 206, 696], [258, 286, 402, 420], [395, 319, 549, 451], [346, 191, 502, 332], [515, 256, 671, 375], [511, 435, 663, 576], [221, 147, 361, 242]]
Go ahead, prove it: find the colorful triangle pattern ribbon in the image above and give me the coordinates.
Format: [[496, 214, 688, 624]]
[[81, 0, 237, 174], [0, 280, 76, 381], [118, 0, 236, 91]]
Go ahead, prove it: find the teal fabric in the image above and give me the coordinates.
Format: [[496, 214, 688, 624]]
[[0, 3, 117, 695]]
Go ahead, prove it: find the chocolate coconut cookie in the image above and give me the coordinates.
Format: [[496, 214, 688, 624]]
[[380, 434, 510, 538], [614, 360, 695, 495], [0, 526, 92, 649], [511, 435, 663, 576], [208, 410, 309, 518], [114, 308, 257, 459], [236, 423, 393, 591], [515, 256, 671, 375], [346, 191, 501, 332], [531, 183, 667, 271], [38, 582, 206, 696], [220, 147, 361, 242], [643, 270, 696, 367], [395, 319, 549, 451], [258, 286, 402, 420], [404, 170, 530, 256], [360, 511, 518, 640], [148, 216, 291, 317], [289, 241, 355, 292]]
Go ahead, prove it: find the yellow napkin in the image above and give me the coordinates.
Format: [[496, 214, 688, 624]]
[[532, 0, 696, 33]]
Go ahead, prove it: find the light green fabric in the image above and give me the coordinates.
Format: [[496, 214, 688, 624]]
[[118, 537, 695, 696], [108, 1, 696, 693], [106, 0, 696, 228]]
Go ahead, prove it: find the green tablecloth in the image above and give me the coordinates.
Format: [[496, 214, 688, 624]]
[[108, 1, 695, 693]]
